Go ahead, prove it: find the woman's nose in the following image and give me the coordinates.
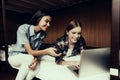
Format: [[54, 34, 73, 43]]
[[47, 22, 50, 27]]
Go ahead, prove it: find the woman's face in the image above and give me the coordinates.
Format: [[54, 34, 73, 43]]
[[66, 27, 82, 44], [38, 16, 51, 31]]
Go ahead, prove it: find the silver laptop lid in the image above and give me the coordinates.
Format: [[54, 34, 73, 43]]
[[79, 48, 110, 79]]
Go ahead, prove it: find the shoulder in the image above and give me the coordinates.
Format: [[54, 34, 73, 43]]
[[55, 35, 69, 46], [18, 24, 32, 30], [56, 35, 67, 42], [17, 24, 32, 33], [77, 36, 86, 44]]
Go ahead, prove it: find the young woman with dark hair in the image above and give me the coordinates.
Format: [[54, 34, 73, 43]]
[[8, 10, 61, 80]]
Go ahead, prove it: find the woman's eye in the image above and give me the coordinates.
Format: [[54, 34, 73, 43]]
[[45, 20, 48, 23], [45, 19, 50, 23], [72, 32, 76, 34], [78, 32, 82, 35]]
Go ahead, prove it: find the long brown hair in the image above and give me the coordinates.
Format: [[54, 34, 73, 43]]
[[64, 19, 82, 36]]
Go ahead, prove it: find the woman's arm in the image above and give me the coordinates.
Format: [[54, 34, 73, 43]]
[[24, 44, 61, 57]]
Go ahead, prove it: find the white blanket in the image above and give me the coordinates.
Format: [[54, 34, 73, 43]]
[[36, 55, 79, 80]]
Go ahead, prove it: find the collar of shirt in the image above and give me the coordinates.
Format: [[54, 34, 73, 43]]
[[29, 25, 35, 36]]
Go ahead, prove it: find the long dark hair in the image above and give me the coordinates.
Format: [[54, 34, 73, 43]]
[[27, 10, 50, 26], [64, 19, 82, 36]]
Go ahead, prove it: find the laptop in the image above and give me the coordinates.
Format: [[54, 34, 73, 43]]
[[67, 48, 110, 79]]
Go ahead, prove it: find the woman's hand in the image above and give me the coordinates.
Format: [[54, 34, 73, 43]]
[[46, 48, 61, 57], [28, 58, 37, 70]]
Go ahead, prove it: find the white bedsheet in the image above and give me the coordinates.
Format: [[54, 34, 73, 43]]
[[36, 55, 79, 80]]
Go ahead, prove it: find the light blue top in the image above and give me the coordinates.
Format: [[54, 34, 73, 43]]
[[9, 24, 46, 56]]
